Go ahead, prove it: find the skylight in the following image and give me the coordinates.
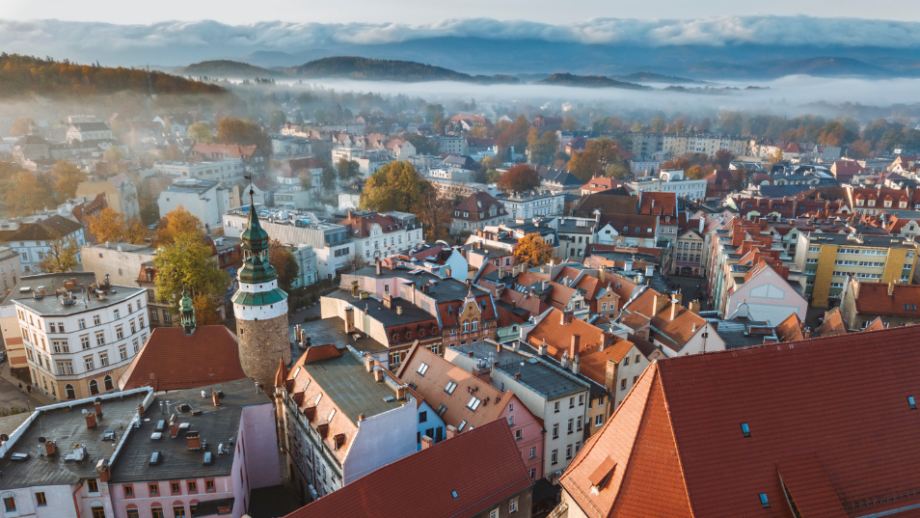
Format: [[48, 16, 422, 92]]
[[445, 381, 457, 395], [759, 493, 770, 508], [315, 393, 323, 405], [451, 491, 458, 499], [909, 396, 917, 410], [458, 420, 467, 431], [467, 396, 481, 411], [741, 423, 751, 438], [417, 363, 429, 376], [328, 409, 336, 421]]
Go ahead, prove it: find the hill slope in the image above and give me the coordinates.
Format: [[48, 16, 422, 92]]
[[538, 73, 651, 90], [286, 56, 516, 83], [0, 53, 226, 98], [175, 59, 278, 78]]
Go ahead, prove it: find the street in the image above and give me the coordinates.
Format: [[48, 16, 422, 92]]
[[665, 274, 712, 311]]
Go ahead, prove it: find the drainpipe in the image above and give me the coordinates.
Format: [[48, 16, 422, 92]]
[[72, 481, 84, 518]]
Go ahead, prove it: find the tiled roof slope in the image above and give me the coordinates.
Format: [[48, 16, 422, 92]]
[[118, 326, 247, 391], [284, 420, 532, 518], [854, 282, 920, 317], [560, 325, 920, 518]]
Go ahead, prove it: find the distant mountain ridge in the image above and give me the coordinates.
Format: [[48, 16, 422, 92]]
[[175, 60, 278, 78], [285, 56, 517, 83], [538, 73, 651, 90]]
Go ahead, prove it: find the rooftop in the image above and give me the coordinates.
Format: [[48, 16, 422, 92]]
[[805, 232, 916, 249], [8, 274, 145, 316], [297, 316, 388, 354]]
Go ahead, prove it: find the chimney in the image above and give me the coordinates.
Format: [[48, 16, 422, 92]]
[[344, 306, 355, 334], [136, 403, 144, 419], [605, 359, 617, 392], [889, 281, 896, 296], [374, 369, 384, 382], [689, 300, 701, 314], [169, 415, 180, 439], [570, 334, 581, 358], [364, 355, 374, 373], [420, 435, 433, 450], [538, 339, 547, 356], [560, 311, 566, 325], [94, 398, 103, 419], [350, 281, 360, 297], [446, 425, 459, 439], [375, 258, 382, 276], [382, 293, 392, 309], [212, 391, 220, 406], [652, 295, 660, 316], [572, 353, 580, 375], [396, 306, 403, 315], [446, 267, 452, 278], [624, 260, 632, 272], [358, 413, 366, 422], [396, 385, 407, 400], [347, 209, 355, 220], [514, 372, 521, 379], [186, 432, 202, 451], [96, 458, 111, 483], [561, 351, 569, 369], [496, 340, 503, 354], [85, 411, 97, 429], [42, 438, 56, 456]]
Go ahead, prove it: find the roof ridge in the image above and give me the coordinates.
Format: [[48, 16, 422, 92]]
[[655, 362, 697, 517]]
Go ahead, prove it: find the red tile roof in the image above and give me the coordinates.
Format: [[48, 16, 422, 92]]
[[854, 282, 920, 317], [638, 192, 677, 217], [339, 212, 403, 238], [453, 192, 507, 222], [561, 324, 920, 518], [117, 326, 248, 391], [526, 308, 613, 358], [285, 420, 531, 518], [815, 308, 848, 337]]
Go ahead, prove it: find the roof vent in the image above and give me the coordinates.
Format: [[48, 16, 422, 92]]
[[151, 432, 162, 440], [10, 452, 30, 461], [149, 451, 161, 465]]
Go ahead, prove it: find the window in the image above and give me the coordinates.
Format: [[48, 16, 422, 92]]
[[436, 403, 447, 416], [3, 495, 14, 513], [510, 497, 519, 514], [149, 484, 159, 496], [99, 352, 109, 367], [87, 479, 99, 493], [174, 506, 186, 518], [187, 481, 197, 493], [116, 326, 124, 340], [130, 320, 137, 334], [128, 510, 139, 518], [635, 355, 641, 363], [552, 423, 559, 439], [489, 509, 499, 518], [163, 311, 171, 323], [113, 309, 120, 319], [89, 379, 99, 395], [578, 394, 584, 406], [909, 396, 917, 410], [93, 315, 101, 325], [759, 493, 770, 508], [416, 362, 429, 376], [577, 416, 583, 431], [551, 449, 558, 464], [49, 322, 56, 333], [123, 484, 134, 498], [96, 332, 105, 346], [554, 401, 560, 413], [515, 429, 523, 440], [171, 482, 181, 494], [81, 335, 90, 350], [458, 420, 467, 432], [57, 360, 73, 375], [445, 381, 457, 394], [119, 346, 127, 361], [35, 492, 47, 506], [566, 444, 573, 459], [567, 419, 574, 434], [467, 396, 481, 411], [151, 309, 159, 322], [569, 397, 574, 409], [52, 340, 69, 353], [205, 479, 216, 493], [133, 338, 140, 353], [595, 415, 604, 427], [620, 379, 627, 390], [419, 411, 428, 423], [741, 423, 751, 437], [624, 356, 630, 366]]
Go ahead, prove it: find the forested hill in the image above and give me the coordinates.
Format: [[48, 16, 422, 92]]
[[286, 56, 517, 83], [538, 73, 651, 90], [175, 60, 279, 78], [0, 54, 228, 98]]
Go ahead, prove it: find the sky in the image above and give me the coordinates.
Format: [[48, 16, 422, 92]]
[[2, 0, 918, 24]]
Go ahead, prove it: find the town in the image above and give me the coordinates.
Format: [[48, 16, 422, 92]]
[[1, 28, 920, 518]]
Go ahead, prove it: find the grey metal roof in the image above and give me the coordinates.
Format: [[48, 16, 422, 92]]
[[110, 378, 270, 483], [10, 279, 146, 317], [298, 317, 388, 354], [326, 290, 435, 327], [303, 349, 404, 424]]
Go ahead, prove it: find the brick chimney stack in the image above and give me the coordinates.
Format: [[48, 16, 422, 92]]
[[421, 435, 433, 450], [84, 411, 97, 429], [570, 334, 580, 358], [94, 398, 103, 419]]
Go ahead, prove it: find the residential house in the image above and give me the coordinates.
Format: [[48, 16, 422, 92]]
[[190, 143, 267, 173], [337, 210, 425, 262], [75, 173, 140, 221], [617, 288, 726, 357], [2, 215, 85, 273], [627, 169, 707, 200], [841, 278, 920, 330], [157, 179, 239, 232], [722, 261, 808, 325], [451, 192, 508, 234], [66, 122, 113, 142]]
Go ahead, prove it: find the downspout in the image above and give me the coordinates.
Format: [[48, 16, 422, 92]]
[[72, 481, 84, 518]]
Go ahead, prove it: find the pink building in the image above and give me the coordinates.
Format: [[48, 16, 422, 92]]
[[723, 261, 808, 325]]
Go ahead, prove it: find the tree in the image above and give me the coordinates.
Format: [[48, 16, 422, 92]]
[[343, 255, 370, 274], [513, 233, 555, 268], [336, 158, 361, 180], [404, 134, 438, 155], [154, 232, 230, 314], [527, 129, 558, 165], [268, 109, 287, 129], [269, 239, 300, 292], [104, 146, 125, 163], [685, 165, 705, 179], [495, 115, 530, 155], [497, 164, 541, 194], [125, 218, 148, 245], [188, 122, 213, 143], [9, 118, 34, 136], [360, 161, 424, 213], [714, 149, 736, 169], [192, 293, 223, 326], [321, 166, 337, 191], [86, 207, 125, 243], [561, 116, 579, 131], [215, 117, 269, 153], [163, 144, 184, 161], [567, 138, 626, 182], [415, 183, 453, 241], [5, 172, 55, 216], [38, 237, 80, 273], [768, 149, 784, 164], [50, 160, 87, 201], [154, 206, 204, 245], [848, 140, 872, 160]]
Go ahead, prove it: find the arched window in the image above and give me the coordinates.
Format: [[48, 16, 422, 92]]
[[89, 380, 99, 396], [462, 322, 470, 333], [65, 384, 76, 400], [419, 329, 426, 338], [104, 375, 114, 391], [471, 320, 479, 331]]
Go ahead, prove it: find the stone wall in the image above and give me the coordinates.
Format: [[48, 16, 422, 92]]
[[238, 314, 291, 390]]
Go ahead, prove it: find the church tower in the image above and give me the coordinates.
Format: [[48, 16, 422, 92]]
[[233, 192, 290, 390]]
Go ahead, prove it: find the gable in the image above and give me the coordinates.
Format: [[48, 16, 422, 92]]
[[748, 283, 785, 300]]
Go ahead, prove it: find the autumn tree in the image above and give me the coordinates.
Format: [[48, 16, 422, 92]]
[[497, 164, 541, 194], [268, 239, 300, 292], [188, 122, 213, 143], [216, 117, 269, 153], [192, 293, 223, 326], [125, 218, 149, 244], [38, 237, 80, 273], [513, 233, 556, 268], [768, 149, 785, 164], [5, 172, 55, 216], [360, 161, 423, 213], [527, 129, 558, 165], [343, 255, 370, 274], [495, 115, 531, 155], [9, 118, 34, 136], [848, 140, 871, 160], [561, 117, 579, 131], [103, 146, 125, 163], [567, 138, 627, 182], [415, 183, 453, 241], [51, 160, 87, 201], [714, 149, 736, 169], [154, 232, 230, 314], [86, 207, 125, 243], [154, 206, 204, 245], [336, 158, 361, 180]]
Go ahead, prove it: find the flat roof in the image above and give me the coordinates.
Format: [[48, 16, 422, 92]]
[[298, 317, 387, 354], [110, 378, 270, 483], [304, 349, 404, 423], [806, 233, 916, 248], [11, 281, 146, 317], [327, 290, 436, 327], [450, 342, 587, 399]]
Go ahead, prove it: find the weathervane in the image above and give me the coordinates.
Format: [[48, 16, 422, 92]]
[[244, 173, 254, 206]]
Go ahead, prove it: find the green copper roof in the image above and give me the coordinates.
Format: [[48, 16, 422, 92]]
[[240, 202, 279, 284], [232, 288, 288, 307]]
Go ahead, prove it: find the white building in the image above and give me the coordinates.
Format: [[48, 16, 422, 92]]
[[495, 191, 566, 220], [338, 210, 426, 262], [66, 122, 113, 142], [3, 215, 86, 273], [10, 272, 149, 401], [627, 169, 707, 200], [154, 159, 247, 183], [157, 179, 239, 231]]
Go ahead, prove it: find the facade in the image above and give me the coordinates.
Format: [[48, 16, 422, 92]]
[[232, 199, 290, 391], [495, 191, 566, 220], [66, 122, 113, 142], [75, 173, 140, 221], [555, 217, 597, 260], [154, 159, 247, 182], [283, 420, 532, 518], [337, 210, 425, 262], [451, 192, 508, 234], [722, 261, 808, 325], [3, 215, 85, 273], [672, 228, 704, 275], [157, 179, 239, 231], [9, 273, 149, 401], [627, 169, 707, 200], [275, 344, 417, 500], [793, 232, 918, 307], [841, 278, 920, 330], [0, 245, 21, 291]]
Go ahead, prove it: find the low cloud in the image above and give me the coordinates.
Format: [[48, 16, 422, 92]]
[[2, 16, 919, 67]]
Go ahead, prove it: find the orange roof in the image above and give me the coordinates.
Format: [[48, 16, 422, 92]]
[[864, 317, 886, 331], [854, 282, 920, 317], [118, 326, 248, 391], [575, 339, 640, 386], [546, 281, 579, 311], [774, 312, 805, 343], [526, 308, 612, 358], [286, 420, 531, 518], [815, 308, 848, 337], [621, 289, 707, 351], [560, 325, 920, 518]]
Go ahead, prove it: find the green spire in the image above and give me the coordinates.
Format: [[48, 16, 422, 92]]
[[180, 290, 196, 336], [239, 191, 278, 284]]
